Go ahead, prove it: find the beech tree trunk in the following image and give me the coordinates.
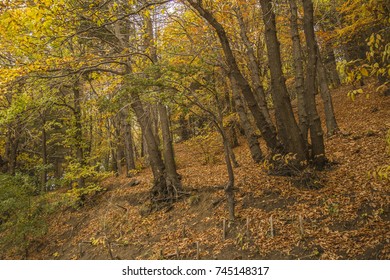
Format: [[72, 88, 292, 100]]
[[122, 113, 136, 173], [130, 90, 167, 197], [73, 84, 85, 188], [230, 74, 264, 163], [302, 0, 326, 166], [260, 0, 308, 161], [187, 1, 283, 153], [179, 114, 190, 141], [316, 46, 339, 136], [289, 0, 309, 141], [6, 124, 19, 175], [158, 103, 182, 194], [41, 120, 48, 192], [235, 6, 275, 132], [323, 41, 341, 88]]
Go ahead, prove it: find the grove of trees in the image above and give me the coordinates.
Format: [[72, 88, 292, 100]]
[[0, 0, 388, 255]]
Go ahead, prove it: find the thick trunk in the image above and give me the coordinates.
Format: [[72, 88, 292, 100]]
[[260, 0, 308, 161], [235, 6, 275, 132], [130, 90, 166, 196], [231, 74, 264, 163], [289, 0, 309, 141], [302, 0, 326, 166], [316, 47, 339, 136], [158, 103, 182, 193], [188, 1, 282, 153]]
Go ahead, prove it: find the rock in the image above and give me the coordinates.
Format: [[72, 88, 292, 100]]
[[125, 179, 140, 187]]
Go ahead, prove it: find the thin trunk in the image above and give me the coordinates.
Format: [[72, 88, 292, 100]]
[[7, 127, 18, 176], [231, 74, 264, 163], [73, 85, 85, 188], [235, 5, 275, 132], [188, 1, 282, 153], [289, 0, 309, 141], [114, 117, 125, 176], [41, 123, 48, 192], [123, 114, 136, 172], [323, 41, 341, 88], [302, 0, 326, 166], [260, 0, 308, 161], [316, 46, 339, 136], [179, 114, 190, 141], [222, 133, 235, 221]]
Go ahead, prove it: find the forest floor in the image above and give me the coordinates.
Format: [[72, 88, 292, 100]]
[[14, 82, 390, 259]]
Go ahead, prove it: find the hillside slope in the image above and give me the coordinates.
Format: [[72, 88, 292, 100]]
[[11, 83, 390, 260]]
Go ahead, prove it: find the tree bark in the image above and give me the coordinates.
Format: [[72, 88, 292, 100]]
[[6, 124, 19, 176], [289, 0, 309, 141], [260, 0, 308, 161], [316, 46, 339, 136], [73, 84, 85, 188], [302, 0, 326, 166], [122, 112, 136, 173], [230, 74, 264, 163], [130, 90, 167, 197], [41, 120, 48, 192], [323, 41, 341, 88], [234, 5, 275, 132], [158, 103, 182, 193], [187, 1, 282, 153]]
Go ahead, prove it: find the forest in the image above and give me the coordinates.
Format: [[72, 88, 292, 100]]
[[0, 0, 389, 260]]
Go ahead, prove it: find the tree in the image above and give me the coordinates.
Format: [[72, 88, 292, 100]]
[[301, 0, 326, 166]]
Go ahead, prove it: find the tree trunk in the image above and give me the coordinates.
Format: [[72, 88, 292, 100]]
[[260, 0, 308, 161], [73, 84, 85, 188], [230, 74, 264, 163], [6, 124, 19, 175], [179, 114, 190, 141], [222, 132, 235, 221], [316, 46, 339, 136], [41, 121, 48, 192], [158, 103, 182, 193], [323, 41, 341, 88], [130, 90, 168, 197], [235, 5, 275, 132], [123, 113, 136, 173], [302, 0, 326, 167], [289, 0, 309, 141], [114, 117, 125, 176], [187, 1, 283, 153]]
